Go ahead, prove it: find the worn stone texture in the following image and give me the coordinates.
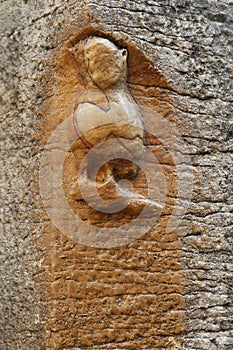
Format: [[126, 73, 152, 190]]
[[39, 22, 185, 349], [1, 0, 232, 349]]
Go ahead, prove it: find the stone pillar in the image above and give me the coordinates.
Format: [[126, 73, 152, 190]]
[[1, 1, 232, 349]]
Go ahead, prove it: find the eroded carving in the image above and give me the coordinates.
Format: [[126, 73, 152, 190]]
[[40, 33, 182, 248], [73, 37, 145, 184]]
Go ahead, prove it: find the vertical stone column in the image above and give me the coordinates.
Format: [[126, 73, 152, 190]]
[[1, 1, 232, 349]]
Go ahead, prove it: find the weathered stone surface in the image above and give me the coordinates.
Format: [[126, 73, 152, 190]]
[[1, 1, 232, 349]]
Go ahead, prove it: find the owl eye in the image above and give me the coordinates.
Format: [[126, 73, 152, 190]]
[[121, 49, 127, 57]]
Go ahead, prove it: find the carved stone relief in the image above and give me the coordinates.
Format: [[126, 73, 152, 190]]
[[73, 37, 145, 185], [39, 28, 188, 349], [40, 32, 185, 247]]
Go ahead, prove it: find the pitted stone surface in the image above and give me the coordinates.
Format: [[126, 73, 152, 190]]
[[1, 1, 232, 349]]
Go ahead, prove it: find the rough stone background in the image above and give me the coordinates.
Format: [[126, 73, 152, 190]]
[[1, 0, 232, 349]]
